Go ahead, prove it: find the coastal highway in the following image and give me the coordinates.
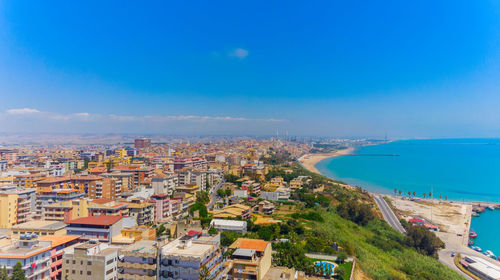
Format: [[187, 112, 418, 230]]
[[373, 194, 406, 234]]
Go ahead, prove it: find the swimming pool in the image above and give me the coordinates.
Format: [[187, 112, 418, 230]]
[[314, 261, 337, 276]]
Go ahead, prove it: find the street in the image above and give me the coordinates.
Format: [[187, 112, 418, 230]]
[[373, 194, 406, 234]]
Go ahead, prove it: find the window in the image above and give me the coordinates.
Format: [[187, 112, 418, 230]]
[[87, 261, 91, 265], [71, 270, 75, 274], [87, 271, 91, 275]]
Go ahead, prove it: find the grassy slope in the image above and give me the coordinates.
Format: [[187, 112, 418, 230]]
[[315, 210, 463, 280]]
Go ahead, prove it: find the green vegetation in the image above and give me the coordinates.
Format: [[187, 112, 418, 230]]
[[11, 262, 26, 280], [264, 162, 462, 279], [291, 211, 324, 222], [314, 210, 462, 280], [189, 202, 208, 218], [196, 191, 210, 204], [405, 225, 445, 257], [337, 199, 375, 226]]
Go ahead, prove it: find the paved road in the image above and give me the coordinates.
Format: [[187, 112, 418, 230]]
[[208, 178, 225, 209], [373, 194, 406, 234]]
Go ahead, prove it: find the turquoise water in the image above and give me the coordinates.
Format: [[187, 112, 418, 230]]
[[315, 139, 500, 255], [471, 210, 500, 257], [314, 261, 336, 275]]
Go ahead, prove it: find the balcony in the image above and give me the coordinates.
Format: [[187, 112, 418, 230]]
[[118, 261, 156, 270]]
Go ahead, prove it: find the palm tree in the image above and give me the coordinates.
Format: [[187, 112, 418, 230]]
[[445, 196, 448, 200], [398, 190, 402, 196], [439, 195, 442, 200], [394, 188, 398, 195], [413, 191, 416, 197], [423, 193, 426, 198], [428, 192, 432, 198], [407, 191, 411, 197]]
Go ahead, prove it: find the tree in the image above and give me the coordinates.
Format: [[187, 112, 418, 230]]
[[336, 251, 347, 264], [407, 191, 411, 197], [200, 265, 211, 280], [439, 195, 442, 200], [413, 191, 416, 197], [156, 224, 166, 236], [405, 225, 445, 257], [189, 202, 208, 218], [225, 188, 232, 196], [394, 188, 397, 195], [445, 196, 448, 200], [398, 190, 402, 196], [11, 261, 25, 280], [423, 193, 426, 198], [208, 227, 218, 235], [335, 266, 346, 280], [0, 266, 7, 280], [216, 188, 226, 198]]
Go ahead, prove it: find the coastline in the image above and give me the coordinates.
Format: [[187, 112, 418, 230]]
[[298, 147, 355, 174]]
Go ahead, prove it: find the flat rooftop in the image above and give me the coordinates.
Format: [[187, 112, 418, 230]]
[[121, 240, 157, 254], [12, 220, 67, 231], [161, 238, 214, 258]]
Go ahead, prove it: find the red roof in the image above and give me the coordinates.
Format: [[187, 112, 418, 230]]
[[187, 230, 201, 237], [409, 218, 424, 223], [68, 215, 122, 226]]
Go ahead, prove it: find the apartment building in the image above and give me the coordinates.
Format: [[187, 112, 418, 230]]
[[88, 177, 118, 200], [36, 175, 103, 194], [159, 234, 226, 280], [118, 240, 159, 280], [101, 172, 134, 193], [66, 215, 123, 243], [0, 234, 52, 280], [43, 198, 90, 222], [229, 238, 272, 280], [62, 241, 119, 280], [111, 166, 153, 186], [0, 186, 36, 227], [35, 189, 85, 219], [39, 235, 80, 280], [127, 200, 154, 225], [13, 173, 47, 188], [176, 169, 206, 190], [88, 199, 129, 217], [152, 174, 178, 196], [149, 194, 174, 222], [134, 138, 152, 150]]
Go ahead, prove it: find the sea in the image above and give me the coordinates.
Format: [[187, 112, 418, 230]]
[[315, 139, 500, 256]]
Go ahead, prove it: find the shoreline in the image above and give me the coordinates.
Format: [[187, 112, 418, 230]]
[[298, 147, 355, 174]]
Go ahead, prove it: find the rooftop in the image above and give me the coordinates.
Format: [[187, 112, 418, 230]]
[[12, 220, 67, 231], [120, 240, 157, 254], [161, 238, 215, 258], [68, 215, 122, 226], [39, 235, 80, 247], [230, 238, 269, 252]]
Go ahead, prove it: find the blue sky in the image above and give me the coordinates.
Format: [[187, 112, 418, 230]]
[[1, 1, 500, 137]]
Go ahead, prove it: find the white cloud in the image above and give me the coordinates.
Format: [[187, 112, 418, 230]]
[[6, 108, 40, 115], [3, 109, 284, 123], [229, 48, 249, 59]]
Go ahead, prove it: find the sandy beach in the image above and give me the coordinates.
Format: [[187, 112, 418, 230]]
[[298, 147, 355, 174]]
